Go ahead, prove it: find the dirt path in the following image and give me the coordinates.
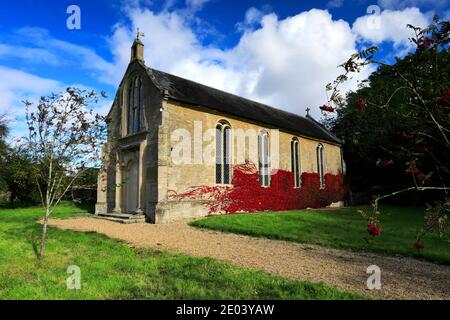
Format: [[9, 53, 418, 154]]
[[49, 217, 450, 300]]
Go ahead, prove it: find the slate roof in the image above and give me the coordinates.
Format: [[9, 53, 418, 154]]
[[146, 66, 342, 145]]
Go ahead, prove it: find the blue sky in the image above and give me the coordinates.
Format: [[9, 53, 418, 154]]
[[1, 0, 449, 139]]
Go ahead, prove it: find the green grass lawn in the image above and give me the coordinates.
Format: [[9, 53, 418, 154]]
[[0, 202, 364, 300], [190, 205, 450, 265]]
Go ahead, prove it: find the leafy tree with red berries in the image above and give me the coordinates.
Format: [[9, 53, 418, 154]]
[[324, 16, 449, 248]]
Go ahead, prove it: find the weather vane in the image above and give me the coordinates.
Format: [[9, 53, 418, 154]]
[[136, 28, 145, 40]]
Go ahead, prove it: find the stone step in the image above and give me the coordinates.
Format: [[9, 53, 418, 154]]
[[97, 212, 146, 220], [92, 215, 146, 224]]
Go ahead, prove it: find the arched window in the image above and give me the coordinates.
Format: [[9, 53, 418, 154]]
[[258, 130, 270, 187], [291, 138, 301, 187], [317, 143, 325, 189], [127, 77, 143, 134], [216, 121, 232, 184], [128, 85, 133, 134]]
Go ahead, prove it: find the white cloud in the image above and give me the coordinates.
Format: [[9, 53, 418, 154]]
[[5, 28, 118, 86], [0, 66, 112, 140], [0, 66, 61, 116], [378, 0, 448, 10], [236, 7, 264, 31], [327, 0, 344, 9], [110, 6, 375, 119], [352, 7, 430, 48], [185, 0, 210, 12], [0, 44, 60, 66], [0, 66, 62, 140], [1, 3, 433, 126], [232, 11, 367, 114]]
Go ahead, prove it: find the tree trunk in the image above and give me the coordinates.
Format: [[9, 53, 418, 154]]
[[9, 191, 15, 205], [39, 210, 49, 258]]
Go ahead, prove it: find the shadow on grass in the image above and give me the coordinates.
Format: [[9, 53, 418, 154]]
[[71, 202, 95, 214], [27, 231, 40, 259], [0, 201, 95, 213], [0, 201, 95, 260]]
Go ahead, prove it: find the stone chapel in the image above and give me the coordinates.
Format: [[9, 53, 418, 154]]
[[95, 36, 345, 224]]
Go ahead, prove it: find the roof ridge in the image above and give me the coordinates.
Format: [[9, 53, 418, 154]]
[[146, 66, 342, 145], [149, 67, 312, 121], [306, 115, 342, 143]]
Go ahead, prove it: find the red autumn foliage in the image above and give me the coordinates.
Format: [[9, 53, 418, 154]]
[[169, 163, 348, 214], [426, 212, 440, 231], [417, 37, 435, 50], [356, 99, 366, 112], [367, 223, 382, 237], [413, 242, 425, 250], [437, 88, 450, 105], [167, 185, 232, 213], [320, 105, 335, 113], [405, 164, 432, 184]]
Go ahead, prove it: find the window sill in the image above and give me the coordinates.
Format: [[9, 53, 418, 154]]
[[215, 183, 233, 187], [118, 131, 149, 149], [121, 130, 148, 139]]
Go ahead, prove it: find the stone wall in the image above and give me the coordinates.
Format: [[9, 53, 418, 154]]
[[153, 100, 344, 223]]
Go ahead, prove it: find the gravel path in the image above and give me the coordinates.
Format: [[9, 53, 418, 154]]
[[49, 217, 450, 300]]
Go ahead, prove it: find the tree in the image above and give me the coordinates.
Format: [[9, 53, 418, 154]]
[[25, 87, 106, 258], [1, 148, 38, 204], [0, 114, 7, 155], [0, 114, 10, 196], [322, 16, 449, 247], [329, 47, 450, 195], [71, 167, 100, 204]]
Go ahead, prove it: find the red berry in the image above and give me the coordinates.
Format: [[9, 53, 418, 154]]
[[356, 99, 366, 112]]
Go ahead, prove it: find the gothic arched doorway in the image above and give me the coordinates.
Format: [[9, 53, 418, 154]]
[[122, 157, 139, 213]]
